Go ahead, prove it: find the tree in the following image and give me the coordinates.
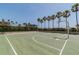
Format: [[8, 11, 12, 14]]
[[63, 10, 70, 29], [23, 23, 26, 30], [47, 16, 51, 29], [71, 3, 79, 29], [27, 22, 31, 30], [2, 19, 5, 23], [1, 19, 5, 32], [40, 19, 43, 29], [56, 11, 62, 28], [23, 23, 27, 26], [11, 21, 14, 25], [7, 19, 10, 25], [15, 21, 18, 24], [7, 19, 11, 31], [51, 15, 56, 29], [42, 16, 47, 29], [18, 24, 21, 31], [37, 18, 43, 29], [37, 18, 41, 28]]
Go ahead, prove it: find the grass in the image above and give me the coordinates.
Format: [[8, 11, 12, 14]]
[[0, 31, 79, 55]]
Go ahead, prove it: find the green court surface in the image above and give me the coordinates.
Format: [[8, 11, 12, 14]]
[[0, 31, 79, 55]]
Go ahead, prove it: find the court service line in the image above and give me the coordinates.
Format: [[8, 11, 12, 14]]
[[32, 37, 60, 52], [4, 34, 18, 55], [59, 39, 68, 55]]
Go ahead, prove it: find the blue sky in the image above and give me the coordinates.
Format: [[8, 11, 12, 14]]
[[0, 3, 77, 28]]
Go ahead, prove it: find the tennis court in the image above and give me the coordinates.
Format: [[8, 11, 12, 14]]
[[0, 31, 79, 55]]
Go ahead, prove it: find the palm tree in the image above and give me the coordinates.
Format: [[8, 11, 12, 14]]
[[42, 16, 47, 29], [18, 24, 21, 31], [37, 18, 43, 29], [47, 16, 51, 29], [40, 19, 43, 29], [2, 19, 5, 24], [7, 19, 10, 25], [51, 15, 56, 29], [37, 18, 41, 28], [56, 11, 62, 28], [14, 21, 18, 31], [11, 21, 14, 25], [1, 19, 5, 32], [27, 21, 31, 31], [15, 21, 18, 24], [23, 23, 26, 26], [71, 3, 79, 29], [7, 19, 11, 31], [63, 10, 70, 29], [23, 23, 27, 30]]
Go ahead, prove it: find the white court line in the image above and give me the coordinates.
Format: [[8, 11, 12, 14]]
[[4, 34, 18, 55], [32, 37, 60, 52], [37, 34, 65, 41], [59, 39, 68, 55]]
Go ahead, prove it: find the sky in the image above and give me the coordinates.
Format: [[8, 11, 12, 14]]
[[0, 3, 77, 28]]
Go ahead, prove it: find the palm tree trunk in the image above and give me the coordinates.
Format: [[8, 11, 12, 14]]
[[37, 22, 39, 31], [41, 23, 42, 29], [66, 18, 67, 29], [25, 26, 26, 31], [27, 25, 29, 31], [58, 18, 61, 28], [52, 20, 54, 29], [76, 11, 79, 29], [44, 22, 45, 29], [48, 21, 50, 29], [38, 22, 39, 28]]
